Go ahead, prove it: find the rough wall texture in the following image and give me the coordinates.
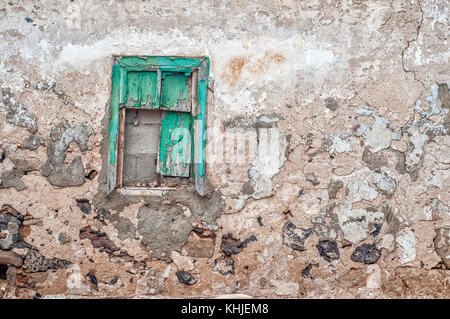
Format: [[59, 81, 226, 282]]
[[0, 0, 449, 298]]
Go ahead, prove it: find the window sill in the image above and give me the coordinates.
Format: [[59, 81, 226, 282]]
[[117, 187, 178, 196]]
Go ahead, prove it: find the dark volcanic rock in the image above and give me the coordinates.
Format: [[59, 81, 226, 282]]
[[22, 249, 71, 273], [176, 270, 197, 285], [317, 240, 340, 262], [350, 244, 381, 264], [282, 221, 312, 251], [220, 233, 257, 256]]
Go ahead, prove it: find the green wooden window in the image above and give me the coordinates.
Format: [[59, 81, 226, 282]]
[[107, 56, 209, 196]]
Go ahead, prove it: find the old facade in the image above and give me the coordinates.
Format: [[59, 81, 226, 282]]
[[0, 0, 449, 298]]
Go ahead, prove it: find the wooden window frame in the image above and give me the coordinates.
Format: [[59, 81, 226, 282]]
[[106, 56, 209, 196]]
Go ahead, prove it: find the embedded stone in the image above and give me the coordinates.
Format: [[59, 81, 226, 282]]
[[317, 240, 340, 262], [372, 169, 397, 197], [306, 173, 320, 186], [0, 250, 23, 267], [328, 180, 343, 199], [58, 233, 70, 245], [176, 270, 197, 285], [212, 257, 235, 275], [325, 97, 339, 111], [22, 249, 71, 273], [183, 231, 216, 258], [350, 244, 381, 264], [282, 221, 312, 251], [220, 233, 257, 256]]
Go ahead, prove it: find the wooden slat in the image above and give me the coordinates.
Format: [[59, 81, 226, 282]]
[[116, 107, 126, 187], [157, 68, 162, 107], [191, 69, 198, 117], [106, 64, 121, 195], [193, 58, 209, 196], [126, 71, 158, 108], [157, 111, 192, 177], [160, 72, 191, 112]]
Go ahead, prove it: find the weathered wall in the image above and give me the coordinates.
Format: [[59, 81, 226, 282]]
[[0, 0, 449, 298]]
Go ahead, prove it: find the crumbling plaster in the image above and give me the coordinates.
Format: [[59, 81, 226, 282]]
[[0, 0, 449, 298]]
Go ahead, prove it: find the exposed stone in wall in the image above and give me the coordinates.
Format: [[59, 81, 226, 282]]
[[324, 98, 339, 111], [354, 108, 402, 153], [1, 88, 37, 134], [212, 257, 235, 276], [220, 233, 257, 256], [327, 180, 343, 199], [23, 135, 44, 151], [372, 169, 397, 197], [0, 204, 30, 250], [350, 244, 381, 264], [317, 240, 340, 262], [321, 133, 352, 155], [282, 221, 312, 251], [22, 249, 71, 273], [40, 123, 93, 187], [248, 127, 288, 199]]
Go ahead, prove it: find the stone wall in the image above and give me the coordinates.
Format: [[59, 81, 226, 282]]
[[0, 0, 448, 298]]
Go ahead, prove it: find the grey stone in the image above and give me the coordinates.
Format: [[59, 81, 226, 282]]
[[328, 180, 343, 199], [176, 270, 197, 285], [0, 250, 23, 267], [58, 233, 70, 245], [282, 221, 312, 251], [372, 169, 397, 197], [22, 249, 71, 273], [40, 122, 93, 187], [23, 135, 44, 150], [325, 97, 339, 111], [212, 257, 235, 275], [1, 168, 27, 190], [317, 240, 340, 262], [350, 243, 381, 264], [1, 88, 37, 134], [306, 173, 320, 186], [221, 233, 257, 256]]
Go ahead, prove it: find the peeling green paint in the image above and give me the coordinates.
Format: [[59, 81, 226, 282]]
[[107, 56, 209, 195], [119, 56, 203, 68], [161, 72, 189, 110], [196, 78, 207, 178], [107, 64, 121, 194], [158, 111, 192, 177], [127, 71, 158, 108]]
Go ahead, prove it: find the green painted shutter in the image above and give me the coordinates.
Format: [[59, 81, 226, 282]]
[[160, 72, 191, 112], [106, 64, 121, 195], [126, 71, 159, 108], [108, 57, 208, 196], [192, 59, 209, 196], [157, 111, 192, 177]]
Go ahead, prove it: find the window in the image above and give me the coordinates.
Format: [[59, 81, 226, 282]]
[[106, 56, 209, 196]]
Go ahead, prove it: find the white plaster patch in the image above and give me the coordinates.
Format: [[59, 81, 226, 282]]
[[249, 128, 287, 199], [322, 133, 352, 154], [372, 170, 397, 196], [355, 108, 401, 153], [366, 264, 381, 289], [66, 264, 90, 296], [345, 179, 379, 204], [335, 204, 384, 244], [272, 280, 299, 296], [170, 251, 195, 271], [396, 228, 417, 264]]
